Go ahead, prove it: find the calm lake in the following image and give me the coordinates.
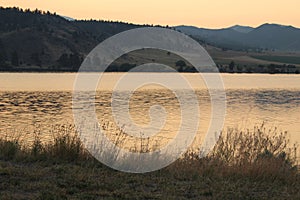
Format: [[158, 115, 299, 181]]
[[0, 73, 299, 153]]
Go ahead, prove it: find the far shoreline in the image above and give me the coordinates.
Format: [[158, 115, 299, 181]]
[[0, 71, 299, 75]]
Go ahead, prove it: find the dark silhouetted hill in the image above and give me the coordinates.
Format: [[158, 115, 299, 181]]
[[0, 7, 140, 71]]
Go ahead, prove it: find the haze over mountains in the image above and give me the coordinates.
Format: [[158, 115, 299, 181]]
[[176, 24, 300, 51]]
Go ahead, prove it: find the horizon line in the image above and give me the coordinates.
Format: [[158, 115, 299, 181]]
[[2, 6, 300, 30]]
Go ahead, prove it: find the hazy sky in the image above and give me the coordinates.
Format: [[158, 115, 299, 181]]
[[2, 0, 300, 28]]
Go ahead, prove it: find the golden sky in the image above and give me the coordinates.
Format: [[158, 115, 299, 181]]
[[2, 0, 300, 28]]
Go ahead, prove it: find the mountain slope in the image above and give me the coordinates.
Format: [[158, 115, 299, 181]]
[[176, 24, 300, 51], [246, 24, 300, 51], [176, 25, 252, 50], [0, 7, 139, 71]]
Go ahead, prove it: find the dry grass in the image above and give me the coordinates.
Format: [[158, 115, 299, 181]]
[[170, 125, 298, 183], [0, 124, 299, 199], [0, 125, 90, 163]]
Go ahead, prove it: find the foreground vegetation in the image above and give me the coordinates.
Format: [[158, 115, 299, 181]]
[[0, 125, 299, 199]]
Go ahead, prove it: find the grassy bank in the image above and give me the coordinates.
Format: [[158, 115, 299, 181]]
[[0, 125, 299, 199]]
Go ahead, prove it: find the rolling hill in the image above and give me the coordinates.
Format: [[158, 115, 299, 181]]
[[175, 23, 300, 51], [0, 7, 141, 71]]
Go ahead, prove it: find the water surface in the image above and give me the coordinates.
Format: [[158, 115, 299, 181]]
[[0, 73, 299, 152]]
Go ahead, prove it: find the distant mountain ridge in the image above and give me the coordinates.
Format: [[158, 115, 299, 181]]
[[229, 25, 254, 33], [61, 16, 75, 21], [175, 23, 300, 51]]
